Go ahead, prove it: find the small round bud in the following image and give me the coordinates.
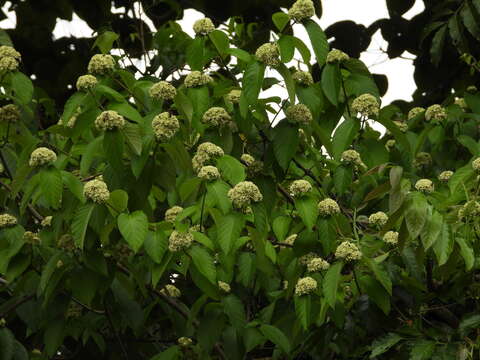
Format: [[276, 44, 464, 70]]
[[184, 71, 213, 88], [226, 89, 241, 104], [95, 110, 125, 131], [425, 104, 447, 122], [198, 165, 220, 181], [393, 120, 408, 132], [56, 260, 64, 268], [202, 107, 231, 127], [66, 302, 82, 318], [295, 276, 317, 296], [168, 230, 194, 252], [193, 18, 215, 35], [368, 211, 388, 227], [292, 70, 313, 86], [473, 158, 480, 172], [87, 54, 115, 75], [299, 252, 317, 265], [227, 181, 263, 209], [83, 179, 110, 203], [407, 107, 424, 120], [76, 75, 97, 92], [152, 112, 179, 142], [23, 231, 40, 245], [289, 179, 312, 197], [467, 85, 477, 93], [178, 337, 193, 347], [415, 179, 434, 194], [438, 170, 453, 182], [288, 0, 315, 22], [385, 139, 396, 150], [241, 154, 255, 166], [192, 142, 224, 172], [455, 98, 467, 110], [29, 147, 57, 167], [0, 46, 21, 60], [351, 94, 380, 118], [341, 149, 362, 165], [307, 257, 330, 272], [165, 206, 183, 223], [0, 104, 20, 122], [149, 81, 177, 101], [286, 104, 313, 125], [318, 198, 340, 216], [255, 43, 280, 67], [161, 284, 181, 297], [218, 281, 231, 293], [0, 214, 17, 228], [0, 57, 18, 72], [335, 241, 362, 261], [383, 231, 399, 245], [326, 49, 350, 64]]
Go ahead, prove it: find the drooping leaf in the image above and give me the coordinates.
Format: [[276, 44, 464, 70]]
[[117, 211, 149, 253], [72, 203, 95, 248], [259, 324, 291, 354], [323, 261, 343, 308], [369, 332, 402, 358], [189, 245, 216, 284], [303, 19, 329, 67]]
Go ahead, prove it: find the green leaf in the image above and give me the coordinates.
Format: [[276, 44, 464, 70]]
[[273, 216, 291, 241], [457, 237, 475, 271], [323, 261, 343, 308], [80, 136, 103, 176], [106, 189, 129, 215], [321, 63, 341, 106], [294, 197, 318, 230], [370, 333, 402, 358], [225, 48, 252, 63], [40, 167, 63, 209], [122, 122, 143, 156], [0, 328, 15, 360], [333, 165, 353, 195], [95, 84, 124, 102], [93, 30, 119, 53], [186, 37, 207, 71], [0, 29, 13, 46], [242, 61, 265, 105], [405, 192, 428, 239], [294, 295, 311, 330], [117, 211, 149, 253], [420, 210, 443, 250], [448, 13, 467, 54], [149, 346, 181, 360], [457, 135, 480, 156], [72, 203, 95, 248], [272, 12, 290, 32], [363, 257, 392, 295], [252, 202, 269, 235], [10, 72, 34, 104], [215, 213, 244, 254], [216, 155, 246, 184], [223, 294, 247, 330], [303, 19, 329, 67], [459, 313, 480, 336], [409, 340, 435, 360], [331, 117, 360, 160], [44, 320, 65, 356], [237, 252, 255, 287], [208, 30, 229, 57], [278, 35, 295, 64], [430, 24, 447, 67], [103, 130, 124, 173], [189, 245, 216, 284], [61, 171, 85, 201], [292, 37, 311, 64], [449, 164, 475, 195], [259, 324, 291, 354], [206, 180, 232, 214], [109, 102, 143, 124], [273, 121, 299, 169], [432, 222, 453, 266], [461, 2, 480, 41], [144, 229, 168, 264], [275, 62, 295, 103]]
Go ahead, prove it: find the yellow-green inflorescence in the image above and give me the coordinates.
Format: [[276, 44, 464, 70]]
[[318, 198, 340, 217], [160, 284, 181, 297], [218, 281, 231, 293], [341, 149, 363, 167], [184, 71, 213, 88], [227, 181, 263, 209], [76, 75, 98, 92], [351, 93, 380, 118], [415, 179, 434, 194], [295, 276, 317, 296], [255, 43, 280, 67], [326, 49, 350, 64], [164, 206, 183, 223], [288, 0, 315, 22], [383, 231, 399, 245], [0, 45, 21, 61], [178, 337, 192, 347], [95, 110, 125, 131], [197, 165, 221, 181], [226, 89, 241, 104], [307, 257, 330, 272], [202, 107, 231, 127], [83, 179, 110, 204], [407, 107, 425, 120], [292, 70, 314, 86], [193, 18, 215, 35], [455, 98, 467, 110], [0, 56, 18, 71], [413, 152, 432, 169], [149, 81, 177, 101], [29, 147, 57, 167], [438, 170, 454, 182], [472, 157, 480, 172], [152, 112, 180, 142], [425, 104, 447, 122], [458, 200, 480, 221], [289, 179, 312, 198], [335, 241, 362, 261], [88, 54, 115, 75], [368, 211, 388, 227], [192, 142, 224, 173], [0, 104, 20, 122], [286, 104, 313, 125], [41, 216, 52, 227], [0, 214, 17, 228], [168, 230, 194, 252]]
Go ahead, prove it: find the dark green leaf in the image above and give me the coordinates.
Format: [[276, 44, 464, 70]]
[[303, 19, 329, 67], [323, 261, 342, 308], [259, 324, 291, 354], [72, 203, 95, 248], [117, 211, 149, 253]]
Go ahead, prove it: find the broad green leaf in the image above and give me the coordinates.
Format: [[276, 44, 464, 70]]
[[72, 203, 95, 248], [420, 210, 443, 250], [294, 196, 318, 230], [253, 202, 269, 235], [457, 135, 480, 156], [0, 327, 15, 360], [93, 30, 119, 53], [278, 35, 295, 63], [189, 245, 216, 284], [208, 30, 229, 57], [331, 117, 360, 160], [150, 345, 181, 360], [109, 102, 143, 124], [432, 222, 453, 266], [95, 84, 124, 102], [272, 12, 290, 32], [61, 171, 84, 201], [259, 324, 291, 354], [215, 213, 244, 254], [303, 19, 328, 67], [0, 29, 13, 46], [144, 229, 168, 264], [459, 313, 480, 336], [44, 320, 65, 356], [449, 164, 475, 195], [456, 237, 475, 271], [275, 62, 295, 103], [273, 121, 299, 169], [323, 261, 343, 308], [106, 189, 128, 215], [216, 155, 246, 184], [292, 36, 311, 64], [405, 192, 428, 239], [333, 165, 353, 195], [117, 211, 149, 253], [321, 63, 341, 106], [363, 277, 390, 313], [225, 48, 252, 62], [80, 136, 103, 176], [40, 167, 63, 209], [370, 332, 402, 358], [186, 37, 207, 71], [223, 294, 247, 330], [237, 252, 255, 287], [430, 24, 447, 67], [409, 340, 435, 360], [273, 216, 291, 241], [10, 72, 34, 104], [294, 295, 311, 330], [122, 122, 143, 156], [206, 180, 231, 214], [242, 61, 265, 105], [363, 257, 392, 295], [103, 130, 124, 173]]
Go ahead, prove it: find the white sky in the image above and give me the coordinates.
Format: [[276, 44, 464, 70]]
[[0, 0, 425, 105]]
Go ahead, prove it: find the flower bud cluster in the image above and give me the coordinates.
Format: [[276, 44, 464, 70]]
[[29, 147, 57, 167], [87, 54, 115, 75], [149, 81, 177, 101], [351, 94, 380, 118], [202, 107, 231, 127], [83, 179, 110, 203], [289, 179, 312, 197], [255, 43, 280, 67], [227, 181, 263, 209], [295, 276, 317, 296], [76, 75, 97, 92], [415, 179, 434, 193], [288, 0, 315, 22], [0, 214, 17, 228], [95, 110, 125, 131], [164, 206, 183, 223], [152, 112, 180, 142], [383, 231, 399, 245], [168, 230, 194, 252], [318, 198, 340, 216], [192, 142, 224, 172], [0, 104, 20, 123], [193, 18, 215, 35], [368, 211, 388, 227], [335, 241, 362, 261], [184, 71, 213, 88], [286, 104, 313, 125], [425, 104, 447, 122], [326, 49, 349, 64]]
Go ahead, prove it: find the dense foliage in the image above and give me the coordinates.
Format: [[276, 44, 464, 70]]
[[1, 0, 480, 359]]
